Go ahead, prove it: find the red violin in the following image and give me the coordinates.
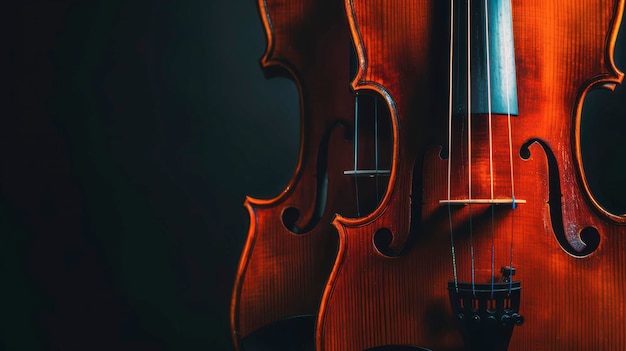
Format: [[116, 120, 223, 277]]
[[317, 0, 626, 350]]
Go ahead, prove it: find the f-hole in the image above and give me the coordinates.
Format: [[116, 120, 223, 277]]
[[282, 120, 351, 234], [521, 139, 600, 256]]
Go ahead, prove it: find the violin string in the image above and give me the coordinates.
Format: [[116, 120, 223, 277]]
[[467, 0, 476, 295], [375, 98, 380, 202], [501, 5, 517, 292], [448, 0, 458, 292], [354, 93, 361, 217], [509, 196, 515, 292], [483, 0, 496, 297]]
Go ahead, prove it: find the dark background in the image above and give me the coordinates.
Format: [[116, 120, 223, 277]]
[[2, 1, 625, 350]]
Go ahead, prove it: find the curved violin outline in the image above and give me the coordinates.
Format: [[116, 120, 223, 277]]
[[254, 0, 321, 223], [572, 0, 626, 222], [325, 0, 421, 257], [230, 0, 357, 348]]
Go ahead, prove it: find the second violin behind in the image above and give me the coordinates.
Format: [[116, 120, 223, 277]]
[[231, 0, 391, 349]]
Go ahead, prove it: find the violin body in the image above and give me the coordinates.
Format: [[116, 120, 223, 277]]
[[230, 0, 356, 348], [317, 1, 626, 350]]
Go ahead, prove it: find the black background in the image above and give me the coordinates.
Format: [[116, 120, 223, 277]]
[[2, 1, 626, 350]]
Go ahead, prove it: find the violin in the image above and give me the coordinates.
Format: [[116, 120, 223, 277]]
[[230, 0, 390, 348], [317, 0, 626, 350]]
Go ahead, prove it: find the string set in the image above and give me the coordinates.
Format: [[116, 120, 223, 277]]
[[446, 0, 519, 296]]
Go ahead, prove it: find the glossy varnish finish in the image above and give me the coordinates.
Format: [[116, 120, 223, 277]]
[[317, 0, 626, 350], [230, 0, 356, 348]]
